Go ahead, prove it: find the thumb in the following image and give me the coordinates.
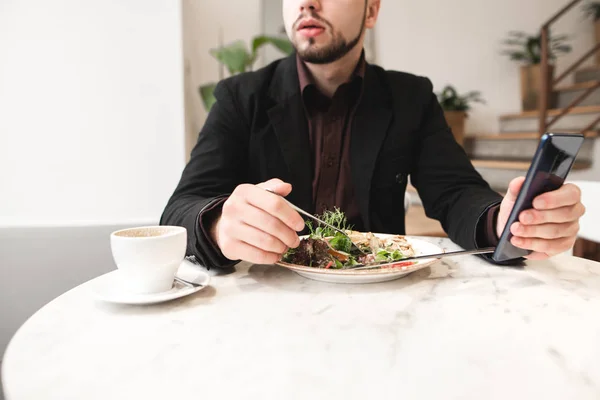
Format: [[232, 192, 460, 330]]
[[257, 178, 293, 197], [504, 176, 526, 204]]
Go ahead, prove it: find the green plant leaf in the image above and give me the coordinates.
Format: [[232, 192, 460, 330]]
[[583, 2, 600, 20], [465, 91, 486, 104], [437, 85, 484, 112], [503, 39, 526, 46], [507, 31, 528, 38], [550, 34, 569, 42], [251, 35, 294, 57], [501, 30, 570, 64], [504, 51, 528, 61], [209, 40, 253, 75], [552, 44, 572, 54], [199, 83, 217, 111], [441, 86, 458, 101]]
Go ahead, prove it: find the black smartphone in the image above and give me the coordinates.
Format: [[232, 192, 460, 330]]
[[492, 132, 585, 262]]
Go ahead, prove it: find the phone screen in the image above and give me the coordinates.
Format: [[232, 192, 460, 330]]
[[491, 133, 585, 263]]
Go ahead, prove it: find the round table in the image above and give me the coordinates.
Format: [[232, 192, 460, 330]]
[[3, 237, 600, 400]]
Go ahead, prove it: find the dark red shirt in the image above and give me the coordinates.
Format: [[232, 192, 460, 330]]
[[296, 54, 365, 228]]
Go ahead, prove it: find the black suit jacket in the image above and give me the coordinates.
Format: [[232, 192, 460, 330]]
[[161, 54, 503, 269]]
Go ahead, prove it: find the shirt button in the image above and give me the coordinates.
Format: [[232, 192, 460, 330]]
[[395, 173, 406, 184]]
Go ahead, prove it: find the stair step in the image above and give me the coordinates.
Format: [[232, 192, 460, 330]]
[[471, 159, 591, 170], [554, 81, 600, 109], [575, 65, 600, 84], [464, 133, 596, 162], [499, 105, 600, 132], [500, 105, 600, 120], [555, 81, 600, 92], [471, 159, 592, 191], [410, 157, 591, 183], [409, 154, 595, 204]]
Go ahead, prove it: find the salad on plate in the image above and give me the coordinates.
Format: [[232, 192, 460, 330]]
[[281, 208, 416, 270]]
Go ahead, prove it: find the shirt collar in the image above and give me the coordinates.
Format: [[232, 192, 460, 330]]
[[296, 50, 367, 95]]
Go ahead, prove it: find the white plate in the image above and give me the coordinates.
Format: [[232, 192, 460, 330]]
[[276, 235, 443, 284], [90, 268, 210, 305]]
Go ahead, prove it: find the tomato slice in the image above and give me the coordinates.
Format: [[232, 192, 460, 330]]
[[390, 261, 416, 269]]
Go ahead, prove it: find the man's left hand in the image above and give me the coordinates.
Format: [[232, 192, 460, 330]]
[[496, 177, 586, 260]]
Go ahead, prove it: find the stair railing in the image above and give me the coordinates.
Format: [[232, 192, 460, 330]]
[[540, 0, 600, 136]]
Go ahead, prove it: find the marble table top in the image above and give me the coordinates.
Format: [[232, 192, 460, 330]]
[[3, 237, 600, 400]]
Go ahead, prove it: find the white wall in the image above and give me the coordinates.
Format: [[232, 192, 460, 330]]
[[2, 1, 594, 224], [377, 0, 596, 135], [262, 0, 287, 66], [182, 0, 261, 157], [0, 0, 186, 227], [0, 3, 185, 395]]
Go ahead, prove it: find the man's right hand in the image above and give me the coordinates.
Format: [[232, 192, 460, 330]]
[[210, 178, 305, 265]]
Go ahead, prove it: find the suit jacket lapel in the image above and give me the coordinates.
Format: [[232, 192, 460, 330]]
[[351, 66, 393, 230], [266, 55, 313, 212]]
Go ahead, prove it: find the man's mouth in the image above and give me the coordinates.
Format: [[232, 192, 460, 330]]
[[297, 19, 326, 38]]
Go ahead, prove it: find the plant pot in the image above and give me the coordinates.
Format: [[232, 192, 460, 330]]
[[444, 111, 467, 146], [595, 20, 600, 65], [520, 64, 555, 112]]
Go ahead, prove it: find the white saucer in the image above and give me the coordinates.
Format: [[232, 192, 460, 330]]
[[90, 269, 210, 305]]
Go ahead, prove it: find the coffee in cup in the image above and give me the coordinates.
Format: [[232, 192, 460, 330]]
[[110, 226, 187, 294]]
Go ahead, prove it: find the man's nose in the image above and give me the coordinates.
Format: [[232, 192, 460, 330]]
[[298, 0, 321, 13]]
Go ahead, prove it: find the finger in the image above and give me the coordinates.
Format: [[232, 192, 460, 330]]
[[236, 203, 300, 248], [242, 185, 305, 231], [519, 203, 586, 225], [221, 239, 282, 265], [511, 236, 575, 256], [257, 178, 293, 197], [504, 176, 526, 204], [532, 183, 581, 210], [510, 221, 579, 239], [229, 222, 290, 255]]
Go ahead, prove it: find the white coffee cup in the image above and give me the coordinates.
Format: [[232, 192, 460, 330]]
[[110, 226, 187, 294]]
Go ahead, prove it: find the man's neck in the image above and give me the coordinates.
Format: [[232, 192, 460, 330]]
[[303, 45, 363, 98]]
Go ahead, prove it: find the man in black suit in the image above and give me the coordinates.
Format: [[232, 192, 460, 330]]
[[161, 0, 585, 269]]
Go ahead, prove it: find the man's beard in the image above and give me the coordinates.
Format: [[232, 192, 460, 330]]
[[293, 10, 366, 64]]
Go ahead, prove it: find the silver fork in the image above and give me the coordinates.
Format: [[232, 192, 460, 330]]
[[264, 189, 368, 255]]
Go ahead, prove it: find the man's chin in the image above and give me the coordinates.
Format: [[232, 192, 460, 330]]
[[295, 42, 333, 57], [297, 52, 337, 65]]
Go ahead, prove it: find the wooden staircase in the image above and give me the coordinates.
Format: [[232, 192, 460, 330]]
[[463, 0, 599, 193], [465, 109, 598, 192], [405, 0, 599, 258], [465, 129, 597, 191]]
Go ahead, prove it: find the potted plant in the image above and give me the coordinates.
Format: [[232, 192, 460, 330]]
[[199, 35, 294, 111], [583, 2, 600, 64], [437, 85, 485, 146], [501, 31, 572, 111]]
